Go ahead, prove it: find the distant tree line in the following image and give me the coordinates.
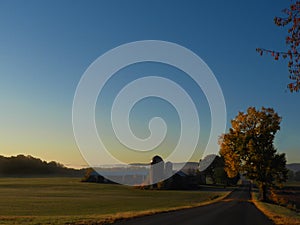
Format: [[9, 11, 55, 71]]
[[288, 170, 300, 181], [0, 155, 85, 177], [200, 155, 240, 186]]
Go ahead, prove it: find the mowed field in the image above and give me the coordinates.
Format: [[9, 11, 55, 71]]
[[0, 178, 229, 225], [271, 181, 300, 211]]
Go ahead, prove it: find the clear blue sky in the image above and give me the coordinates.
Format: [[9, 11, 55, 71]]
[[0, 0, 299, 167]]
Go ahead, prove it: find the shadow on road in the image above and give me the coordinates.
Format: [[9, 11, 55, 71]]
[[113, 184, 274, 225]]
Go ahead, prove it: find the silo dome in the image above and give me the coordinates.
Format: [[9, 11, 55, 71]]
[[151, 155, 163, 165]]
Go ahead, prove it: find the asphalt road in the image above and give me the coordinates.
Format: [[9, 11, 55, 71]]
[[113, 186, 274, 225]]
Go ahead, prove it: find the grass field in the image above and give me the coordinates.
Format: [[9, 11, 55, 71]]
[[271, 181, 300, 211], [251, 182, 300, 225], [0, 178, 229, 225]]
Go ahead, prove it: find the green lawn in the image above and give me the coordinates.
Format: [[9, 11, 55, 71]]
[[0, 178, 228, 225]]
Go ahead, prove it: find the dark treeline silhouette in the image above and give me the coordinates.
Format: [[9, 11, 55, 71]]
[[0, 155, 85, 177], [200, 155, 240, 186]]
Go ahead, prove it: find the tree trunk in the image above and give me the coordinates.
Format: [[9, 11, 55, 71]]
[[260, 183, 268, 202]]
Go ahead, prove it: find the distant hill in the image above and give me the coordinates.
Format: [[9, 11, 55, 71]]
[[0, 155, 85, 177], [287, 163, 300, 172], [130, 162, 199, 172], [173, 162, 199, 172]]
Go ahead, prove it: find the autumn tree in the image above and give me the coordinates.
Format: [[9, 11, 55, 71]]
[[257, 1, 300, 92], [219, 107, 288, 201]]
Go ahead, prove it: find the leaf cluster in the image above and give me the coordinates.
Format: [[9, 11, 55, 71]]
[[257, 1, 300, 92]]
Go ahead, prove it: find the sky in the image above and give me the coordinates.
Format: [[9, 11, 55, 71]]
[[0, 0, 299, 168]]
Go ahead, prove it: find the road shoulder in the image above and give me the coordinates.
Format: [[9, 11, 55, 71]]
[[251, 191, 300, 225]]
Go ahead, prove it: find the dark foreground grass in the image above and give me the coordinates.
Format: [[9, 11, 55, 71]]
[[0, 178, 229, 225]]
